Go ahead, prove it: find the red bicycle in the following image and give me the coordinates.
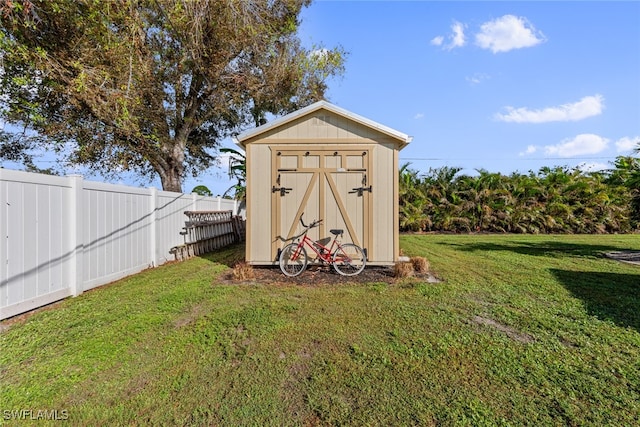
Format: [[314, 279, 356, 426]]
[[278, 215, 366, 277]]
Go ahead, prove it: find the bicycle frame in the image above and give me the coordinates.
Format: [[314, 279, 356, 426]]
[[289, 230, 339, 264], [279, 214, 366, 277]]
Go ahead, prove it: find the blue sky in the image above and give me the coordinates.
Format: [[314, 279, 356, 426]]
[[200, 0, 640, 195], [293, 0, 640, 181], [3, 1, 639, 196]]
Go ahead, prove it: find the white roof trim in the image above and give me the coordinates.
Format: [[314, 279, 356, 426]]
[[233, 100, 412, 147]]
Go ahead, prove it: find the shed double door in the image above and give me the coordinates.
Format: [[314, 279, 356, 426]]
[[272, 148, 372, 260]]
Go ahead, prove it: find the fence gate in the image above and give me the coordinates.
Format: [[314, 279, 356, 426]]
[[271, 148, 372, 260]]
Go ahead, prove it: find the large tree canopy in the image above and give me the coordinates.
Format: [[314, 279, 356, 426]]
[[0, 0, 345, 191]]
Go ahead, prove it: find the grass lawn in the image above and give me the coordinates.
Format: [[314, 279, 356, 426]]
[[1, 234, 639, 425]]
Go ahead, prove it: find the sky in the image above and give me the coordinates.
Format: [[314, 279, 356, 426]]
[[2, 1, 639, 196], [294, 0, 640, 180]]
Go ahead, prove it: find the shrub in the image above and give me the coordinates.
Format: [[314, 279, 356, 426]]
[[232, 262, 255, 280], [393, 262, 414, 278], [411, 256, 429, 273]]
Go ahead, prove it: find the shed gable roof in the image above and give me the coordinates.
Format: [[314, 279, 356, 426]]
[[233, 101, 412, 149]]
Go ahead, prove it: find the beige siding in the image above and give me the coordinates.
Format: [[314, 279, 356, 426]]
[[371, 143, 396, 265], [243, 111, 399, 144], [246, 144, 273, 264], [243, 105, 408, 266]]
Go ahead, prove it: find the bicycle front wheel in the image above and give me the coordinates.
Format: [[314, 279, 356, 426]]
[[332, 243, 366, 276], [279, 243, 308, 277]]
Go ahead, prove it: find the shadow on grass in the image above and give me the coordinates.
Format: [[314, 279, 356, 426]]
[[198, 242, 246, 268], [551, 269, 640, 332], [440, 240, 626, 259]]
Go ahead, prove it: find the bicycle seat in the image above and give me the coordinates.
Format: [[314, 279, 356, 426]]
[[329, 229, 343, 236]]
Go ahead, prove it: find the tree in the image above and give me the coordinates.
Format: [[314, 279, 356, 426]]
[[608, 156, 640, 228], [220, 147, 246, 200], [398, 163, 430, 231], [0, 0, 345, 192], [191, 185, 212, 197], [397, 163, 637, 234]]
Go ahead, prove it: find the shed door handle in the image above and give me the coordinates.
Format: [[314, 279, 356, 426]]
[[349, 185, 372, 196], [272, 186, 292, 196]]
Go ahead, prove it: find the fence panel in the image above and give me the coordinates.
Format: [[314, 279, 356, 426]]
[[1, 169, 241, 320], [81, 181, 154, 290], [155, 191, 197, 265], [0, 171, 74, 319]]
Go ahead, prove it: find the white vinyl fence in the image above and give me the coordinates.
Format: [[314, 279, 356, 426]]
[[0, 169, 242, 320]]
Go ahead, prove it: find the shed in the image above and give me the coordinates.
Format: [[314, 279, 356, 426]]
[[233, 101, 412, 266]]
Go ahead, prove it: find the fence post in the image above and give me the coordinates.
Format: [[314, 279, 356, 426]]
[[68, 174, 84, 297], [149, 187, 158, 268]]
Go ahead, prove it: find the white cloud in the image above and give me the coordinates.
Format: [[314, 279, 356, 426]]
[[430, 36, 444, 47], [466, 73, 490, 85], [448, 21, 466, 50], [495, 95, 604, 123], [414, 113, 425, 120], [475, 15, 545, 53], [544, 134, 609, 157], [519, 145, 538, 156], [615, 136, 640, 153], [432, 21, 466, 51]]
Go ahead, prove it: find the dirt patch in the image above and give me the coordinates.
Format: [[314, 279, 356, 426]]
[[280, 339, 326, 424], [471, 315, 535, 344], [219, 264, 439, 286], [173, 303, 207, 329], [604, 251, 640, 266]]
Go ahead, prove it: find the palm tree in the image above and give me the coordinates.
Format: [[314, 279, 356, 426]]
[[399, 163, 430, 231], [220, 147, 246, 200], [398, 161, 637, 234], [607, 156, 639, 229], [423, 166, 467, 231]]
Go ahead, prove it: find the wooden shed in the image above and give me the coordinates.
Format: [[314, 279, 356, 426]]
[[233, 101, 411, 266]]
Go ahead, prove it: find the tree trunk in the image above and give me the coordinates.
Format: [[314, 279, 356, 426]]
[[158, 154, 185, 193], [160, 170, 183, 193], [156, 134, 188, 193]]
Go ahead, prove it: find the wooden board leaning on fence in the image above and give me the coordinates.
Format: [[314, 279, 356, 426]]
[[170, 211, 246, 261]]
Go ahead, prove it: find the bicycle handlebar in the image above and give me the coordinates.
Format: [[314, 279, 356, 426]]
[[300, 214, 322, 229], [277, 215, 322, 242]]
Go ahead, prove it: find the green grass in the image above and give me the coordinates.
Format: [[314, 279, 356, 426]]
[[1, 235, 639, 426]]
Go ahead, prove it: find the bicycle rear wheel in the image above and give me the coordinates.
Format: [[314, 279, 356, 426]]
[[279, 243, 308, 277], [332, 243, 366, 276]]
